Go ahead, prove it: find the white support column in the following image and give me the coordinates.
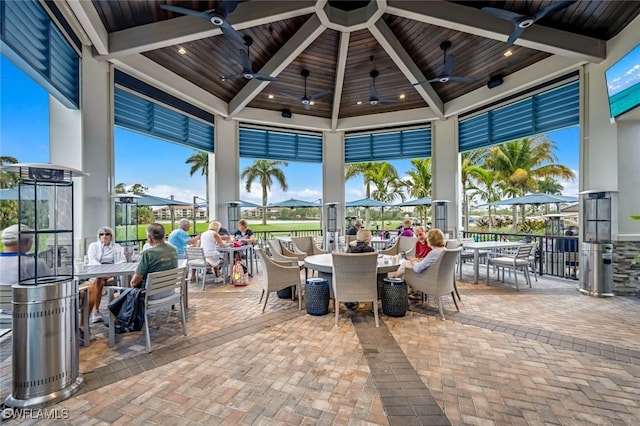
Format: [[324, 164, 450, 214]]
[[50, 46, 113, 255], [212, 117, 239, 229], [430, 118, 460, 238], [323, 131, 345, 236]]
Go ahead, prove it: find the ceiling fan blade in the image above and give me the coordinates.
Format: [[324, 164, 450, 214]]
[[216, 0, 239, 17], [480, 7, 523, 24], [310, 90, 332, 101], [303, 104, 311, 111], [160, 5, 209, 20], [506, 25, 527, 46], [239, 49, 252, 73], [254, 74, 278, 82], [412, 79, 431, 86], [378, 99, 397, 105], [534, 0, 576, 21], [447, 76, 473, 83], [276, 92, 301, 101], [220, 21, 246, 45], [426, 77, 443, 84], [443, 54, 455, 77]]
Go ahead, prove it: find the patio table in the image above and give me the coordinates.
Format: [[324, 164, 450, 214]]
[[304, 253, 401, 275], [461, 241, 525, 284]]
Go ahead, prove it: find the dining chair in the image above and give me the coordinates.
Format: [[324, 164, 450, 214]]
[[404, 247, 462, 320], [486, 244, 535, 290], [291, 236, 328, 257], [0, 284, 13, 329], [255, 248, 303, 312], [331, 251, 379, 327], [267, 240, 305, 269], [457, 237, 485, 280], [276, 239, 306, 261], [108, 267, 187, 353], [185, 246, 208, 290]]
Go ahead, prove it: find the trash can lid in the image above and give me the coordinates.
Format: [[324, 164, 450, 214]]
[[383, 277, 405, 284], [307, 277, 328, 284]]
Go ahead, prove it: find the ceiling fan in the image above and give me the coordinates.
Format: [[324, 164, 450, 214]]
[[160, 1, 245, 46], [413, 41, 472, 86], [481, 1, 577, 46], [223, 36, 278, 82], [367, 69, 396, 105], [278, 69, 331, 110]]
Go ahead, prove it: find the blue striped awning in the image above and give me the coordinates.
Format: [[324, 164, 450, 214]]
[[239, 127, 322, 162], [344, 127, 431, 163]]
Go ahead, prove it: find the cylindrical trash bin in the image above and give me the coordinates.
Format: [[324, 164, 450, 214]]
[[305, 278, 330, 316], [381, 278, 408, 317], [5, 278, 84, 409]]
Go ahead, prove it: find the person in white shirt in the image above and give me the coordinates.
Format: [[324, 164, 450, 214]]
[[85, 226, 126, 323], [199, 220, 229, 283], [0, 224, 52, 289]]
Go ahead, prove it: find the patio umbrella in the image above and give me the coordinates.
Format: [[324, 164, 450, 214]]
[[395, 196, 432, 207], [485, 193, 578, 206], [198, 200, 263, 208], [267, 198, 321, 208], [136, 194, 192, 207], [345, 198, 390, 208]]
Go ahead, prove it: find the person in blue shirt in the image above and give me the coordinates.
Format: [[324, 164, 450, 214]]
[[168, 219, 199, 258]]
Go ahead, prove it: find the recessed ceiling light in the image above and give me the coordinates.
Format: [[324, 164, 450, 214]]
[[220, 76, 226, 82], [268, 94, 274, 99], [399, 94, 406, 100], [177, 47, 187, 55], [310, 101, 315, 106], [356, 101, 362, 105], [504, 50, 513, 57]]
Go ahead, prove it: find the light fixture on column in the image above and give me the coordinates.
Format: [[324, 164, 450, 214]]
[[433, 200, 450, 237], [227, 201, 242, 232]]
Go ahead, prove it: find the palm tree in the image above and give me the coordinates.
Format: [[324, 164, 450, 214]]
[[404, 158, 432, 225], [370, 165, 405, 226], [0, 155, 19, 189], [241, 159, 288, 225], [460, 149, 487, 231], [537, 176, 564, 214], [467, 167, 501, 231], [345, 161, 398, 228], [185, 151, 210, 218], [486, 136, 575, 226]]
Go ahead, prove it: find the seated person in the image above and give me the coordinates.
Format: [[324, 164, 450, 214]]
[[86, 226, 126, 323], [347, 228, 376, 253], [233, 219, 256, 245], [168, 218, 199, 258], [398, 218, 414, 237], [218, 226, 232, 242], [388, 228, 444, 279], [200, 220, 229, 283], [0, 224, 52, 307], [346, 219, 362, 236], [344, 228, 376, 309], [130, 223, 178, 299]]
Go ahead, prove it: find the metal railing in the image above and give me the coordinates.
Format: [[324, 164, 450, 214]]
[[461, 231, 579, 280]]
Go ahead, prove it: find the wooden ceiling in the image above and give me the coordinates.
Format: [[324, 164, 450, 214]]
[[76, 0, 639, 128]]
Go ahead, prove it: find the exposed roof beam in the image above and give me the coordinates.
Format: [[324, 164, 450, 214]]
[[337, 108, 437, 132], [100, 1, 316, 60], [67, 0, 108, 54], [370, 18, 444, 119], [445, 55, 584, 117], [331, 31, 350, 131], [387, 1, 606, 63], [229, 14, 326, 117], [111, 54, 228, 117]]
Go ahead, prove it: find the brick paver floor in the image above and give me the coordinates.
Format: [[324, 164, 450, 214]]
[[1, 264, 639, 425]]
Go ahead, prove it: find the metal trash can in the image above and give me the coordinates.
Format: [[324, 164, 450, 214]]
[[381, 278, 408, 317], [305, 278, 330, 316], [5, 279, 84, 409]]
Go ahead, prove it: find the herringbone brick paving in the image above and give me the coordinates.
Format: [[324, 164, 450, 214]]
[[1, 264, 639, 425]]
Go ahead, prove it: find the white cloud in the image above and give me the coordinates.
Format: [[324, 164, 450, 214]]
[[145, 183, 205, 204], [558, 169, 579, 197]]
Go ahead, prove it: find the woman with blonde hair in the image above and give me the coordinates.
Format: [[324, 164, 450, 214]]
[[199, 220, 228, 282]]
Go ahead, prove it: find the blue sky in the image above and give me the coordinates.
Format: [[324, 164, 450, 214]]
[[1, 55, 579, 206]]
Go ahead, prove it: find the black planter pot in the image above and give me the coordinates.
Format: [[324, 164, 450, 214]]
[[276, 286, 293, 299]]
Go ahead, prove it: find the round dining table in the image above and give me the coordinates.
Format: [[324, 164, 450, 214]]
[[304, 253, 402, 275]]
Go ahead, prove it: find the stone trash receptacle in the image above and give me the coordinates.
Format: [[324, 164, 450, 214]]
[[305, 277, 330, 316], [381, 277, 408, 317]]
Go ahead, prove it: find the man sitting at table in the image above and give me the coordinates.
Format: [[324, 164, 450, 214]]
[[346, 219, 362, 236], [86, 226, 126, 323], [168, 218, 199, 258], [130, 223, 178, 297], [0, 224, 52, 296]]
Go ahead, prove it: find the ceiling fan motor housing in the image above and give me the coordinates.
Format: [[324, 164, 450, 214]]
[[209, 14, 224, 26]]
